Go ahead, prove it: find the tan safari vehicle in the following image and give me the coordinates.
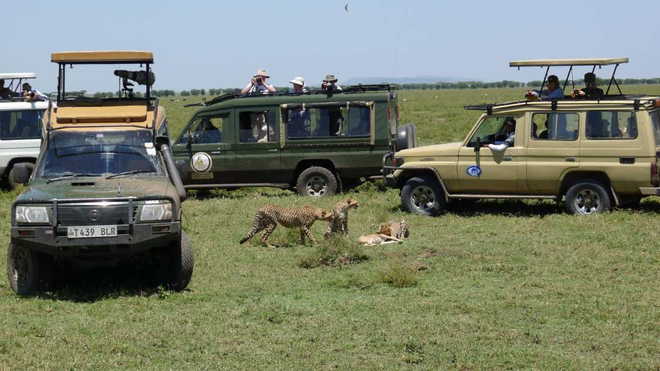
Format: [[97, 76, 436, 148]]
[[7, 51, 192, 295], [384, 58, 660, 216]]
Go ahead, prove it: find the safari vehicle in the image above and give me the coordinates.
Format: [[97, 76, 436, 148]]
[[384, 58, 660, 216], [0, 73, 48, 190], [172, 85, 415, 196], [7, 51, 192, 295]]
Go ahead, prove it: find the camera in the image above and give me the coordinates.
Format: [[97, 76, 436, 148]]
[[255, 76, 263, 84], [29, 91, 35, 98]]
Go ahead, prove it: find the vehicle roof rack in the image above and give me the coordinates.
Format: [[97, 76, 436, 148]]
[[190, 84, 395, 108], [464, 94, 660, 114], [51, 51, 154, 64]]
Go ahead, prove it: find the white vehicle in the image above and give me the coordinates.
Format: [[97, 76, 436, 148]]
[[0, 73, 47, 189]]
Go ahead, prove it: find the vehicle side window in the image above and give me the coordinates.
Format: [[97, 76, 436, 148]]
[[651, 111, 660, 145], [532, 113, 578, 141], [0, 110, 43, 140], [239, 110, 276, 143], [284, 105, 369, 139], [179, 116, 225, 145], [157, 119, 170, 138], [467, 116, 513, 147], [586, 111, 637, 139]]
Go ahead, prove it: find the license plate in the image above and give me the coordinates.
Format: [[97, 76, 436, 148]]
[[67, 226, 118, 239]]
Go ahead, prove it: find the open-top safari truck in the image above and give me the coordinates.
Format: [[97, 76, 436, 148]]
[[7, 51, 192, 295], [0, 73, 48, 189], [384, 58, 660, 216]]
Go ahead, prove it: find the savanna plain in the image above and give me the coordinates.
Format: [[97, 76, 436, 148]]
[[1, 86, 660, 370]]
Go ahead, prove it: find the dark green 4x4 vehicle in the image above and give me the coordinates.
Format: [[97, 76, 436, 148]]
[[7, 51, 192, 295], [173, 85, 414, 196]]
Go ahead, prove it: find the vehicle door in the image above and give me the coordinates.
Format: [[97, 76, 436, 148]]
[[526, 112, 580, 192], [0, 108, 44, 167], [456, 115, 522, 193], [171, 111, 235, 185], [233, 107, 283, 184]]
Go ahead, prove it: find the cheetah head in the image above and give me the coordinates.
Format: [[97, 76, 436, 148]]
[[347, 198, 359, 209], [378, 223, 392, 236], [318, 209, 334, 221]]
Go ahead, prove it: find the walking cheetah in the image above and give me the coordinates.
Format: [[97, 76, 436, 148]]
[[239, 205, 333, 248], [324, 198, 359, 239]]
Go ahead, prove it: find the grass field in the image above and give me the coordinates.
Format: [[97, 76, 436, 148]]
[[1, 87, 660, 370]]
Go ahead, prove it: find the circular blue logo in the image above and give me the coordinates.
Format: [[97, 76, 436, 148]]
[[466, 165, 482, 177]]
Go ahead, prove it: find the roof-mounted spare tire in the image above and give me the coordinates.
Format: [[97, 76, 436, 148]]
[[396, 124, 417, 151]]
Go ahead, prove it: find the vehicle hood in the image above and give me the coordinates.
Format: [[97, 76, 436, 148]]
[[16, 177, 177, 202], [396, 141, 462, 158]]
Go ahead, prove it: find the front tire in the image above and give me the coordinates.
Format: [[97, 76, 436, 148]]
[[7, 164, 26, 190], [7, 243, 52, 295], [296, 166, 337, 197], [565, 181, 611, 215], [163, 231, 194, 291], [401, 176, 445, 216]]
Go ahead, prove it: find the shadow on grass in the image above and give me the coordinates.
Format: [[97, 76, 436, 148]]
[[35, 268, 183, 303], [187, 188, 294, 201]]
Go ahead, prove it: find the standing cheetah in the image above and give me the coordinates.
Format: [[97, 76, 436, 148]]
[[324, 198, 359, 239], [239, 205, 333, 248]]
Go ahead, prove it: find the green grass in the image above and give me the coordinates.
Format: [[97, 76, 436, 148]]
[[2, 87, 660, 369]]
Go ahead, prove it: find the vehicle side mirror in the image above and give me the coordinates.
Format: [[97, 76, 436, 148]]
[[155, 135, 169, 149], [474, 137, 481, 152], [12, 163, 31, 185]]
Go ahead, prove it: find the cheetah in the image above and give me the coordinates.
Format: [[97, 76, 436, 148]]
[[378, 219, 410, 240], [239, 205, 333, 248], [357, 226, 403, 246], [324, 198, 359, 240]]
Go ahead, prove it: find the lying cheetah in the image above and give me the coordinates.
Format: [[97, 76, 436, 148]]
[[324, 198, 359, 240], [239, 205, 333, 248]]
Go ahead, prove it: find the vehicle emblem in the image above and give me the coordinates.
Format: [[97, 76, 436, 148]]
[[88, 209, 101, 222], [191, 152, 212, 173], [466, 165, 482, 177]]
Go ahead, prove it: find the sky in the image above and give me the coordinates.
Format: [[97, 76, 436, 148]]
[[3, 0, 660, 93]]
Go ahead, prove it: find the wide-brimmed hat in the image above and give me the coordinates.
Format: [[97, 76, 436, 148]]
[[323, 74, 338, 82], [289, 77, 305, 87], [254, 69, 270, 78]]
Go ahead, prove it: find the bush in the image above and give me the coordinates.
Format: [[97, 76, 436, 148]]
[[376, 258, 418, 288], [297, 238, 369, 269]]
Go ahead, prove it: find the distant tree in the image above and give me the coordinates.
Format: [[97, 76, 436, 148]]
[[190, 89, 200, 96], [200, 89, 206, 96], [181, 90, 190, 96]]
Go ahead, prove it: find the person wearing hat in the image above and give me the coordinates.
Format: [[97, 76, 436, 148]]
[[241, 69, 276, 94], [572, 73, 604, 99], [525, 75, 564, 100], [289, 77, 307, 93], [321, 74, 343, 92], [21, 83, 47, 102], [489, 118, 517, 152]]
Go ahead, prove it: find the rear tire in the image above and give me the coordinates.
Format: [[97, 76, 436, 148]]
[[401, 176, 445, 216], [7, 243, 53, 295], [565, 181, 611, 215], [163, 231, 194, 291], [296, 166, 337, 197], [7, 164, 24, 190]]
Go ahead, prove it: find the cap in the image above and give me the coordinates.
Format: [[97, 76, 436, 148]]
[[548, 75, 559, 84], [289, 76, 305, 87]]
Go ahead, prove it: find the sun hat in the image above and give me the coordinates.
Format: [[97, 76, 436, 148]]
[[289, 76, 305, 87], [254, 69, 270, 78], [547, 75, 559, 84], [323, 74, 338, 82]]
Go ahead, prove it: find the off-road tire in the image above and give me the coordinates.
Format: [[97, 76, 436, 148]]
[[565, 180, 611, 215], [401, 176, 445, 216], [296, 166, 337, 197], [7, 243, 53, 296], [7, 164, 25, 190], [164, 231, 194, 291]]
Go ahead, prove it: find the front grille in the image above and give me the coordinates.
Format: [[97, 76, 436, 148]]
[[57, 203, 134, 226]]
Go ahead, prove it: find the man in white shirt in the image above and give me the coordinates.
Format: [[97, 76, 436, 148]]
[[241, 69, 276, 94]]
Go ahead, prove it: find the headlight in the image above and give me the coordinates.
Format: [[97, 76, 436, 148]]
[[139, 201, 172, 222], [15, 206, 50, 224]]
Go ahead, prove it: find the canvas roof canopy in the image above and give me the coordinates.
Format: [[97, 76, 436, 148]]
[[510, 58, 629, 68], [0, 73, 36, 80], [51, 51, 154, 64]]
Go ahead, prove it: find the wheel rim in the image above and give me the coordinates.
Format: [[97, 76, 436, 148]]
[[305, 176, 328, 197], [574, 188, 601, 214], [10, 248, 30, 284], [410, 185, 437, 212]]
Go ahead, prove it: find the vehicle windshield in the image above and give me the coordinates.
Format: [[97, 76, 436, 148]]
[[35, 130, 164, 179]]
